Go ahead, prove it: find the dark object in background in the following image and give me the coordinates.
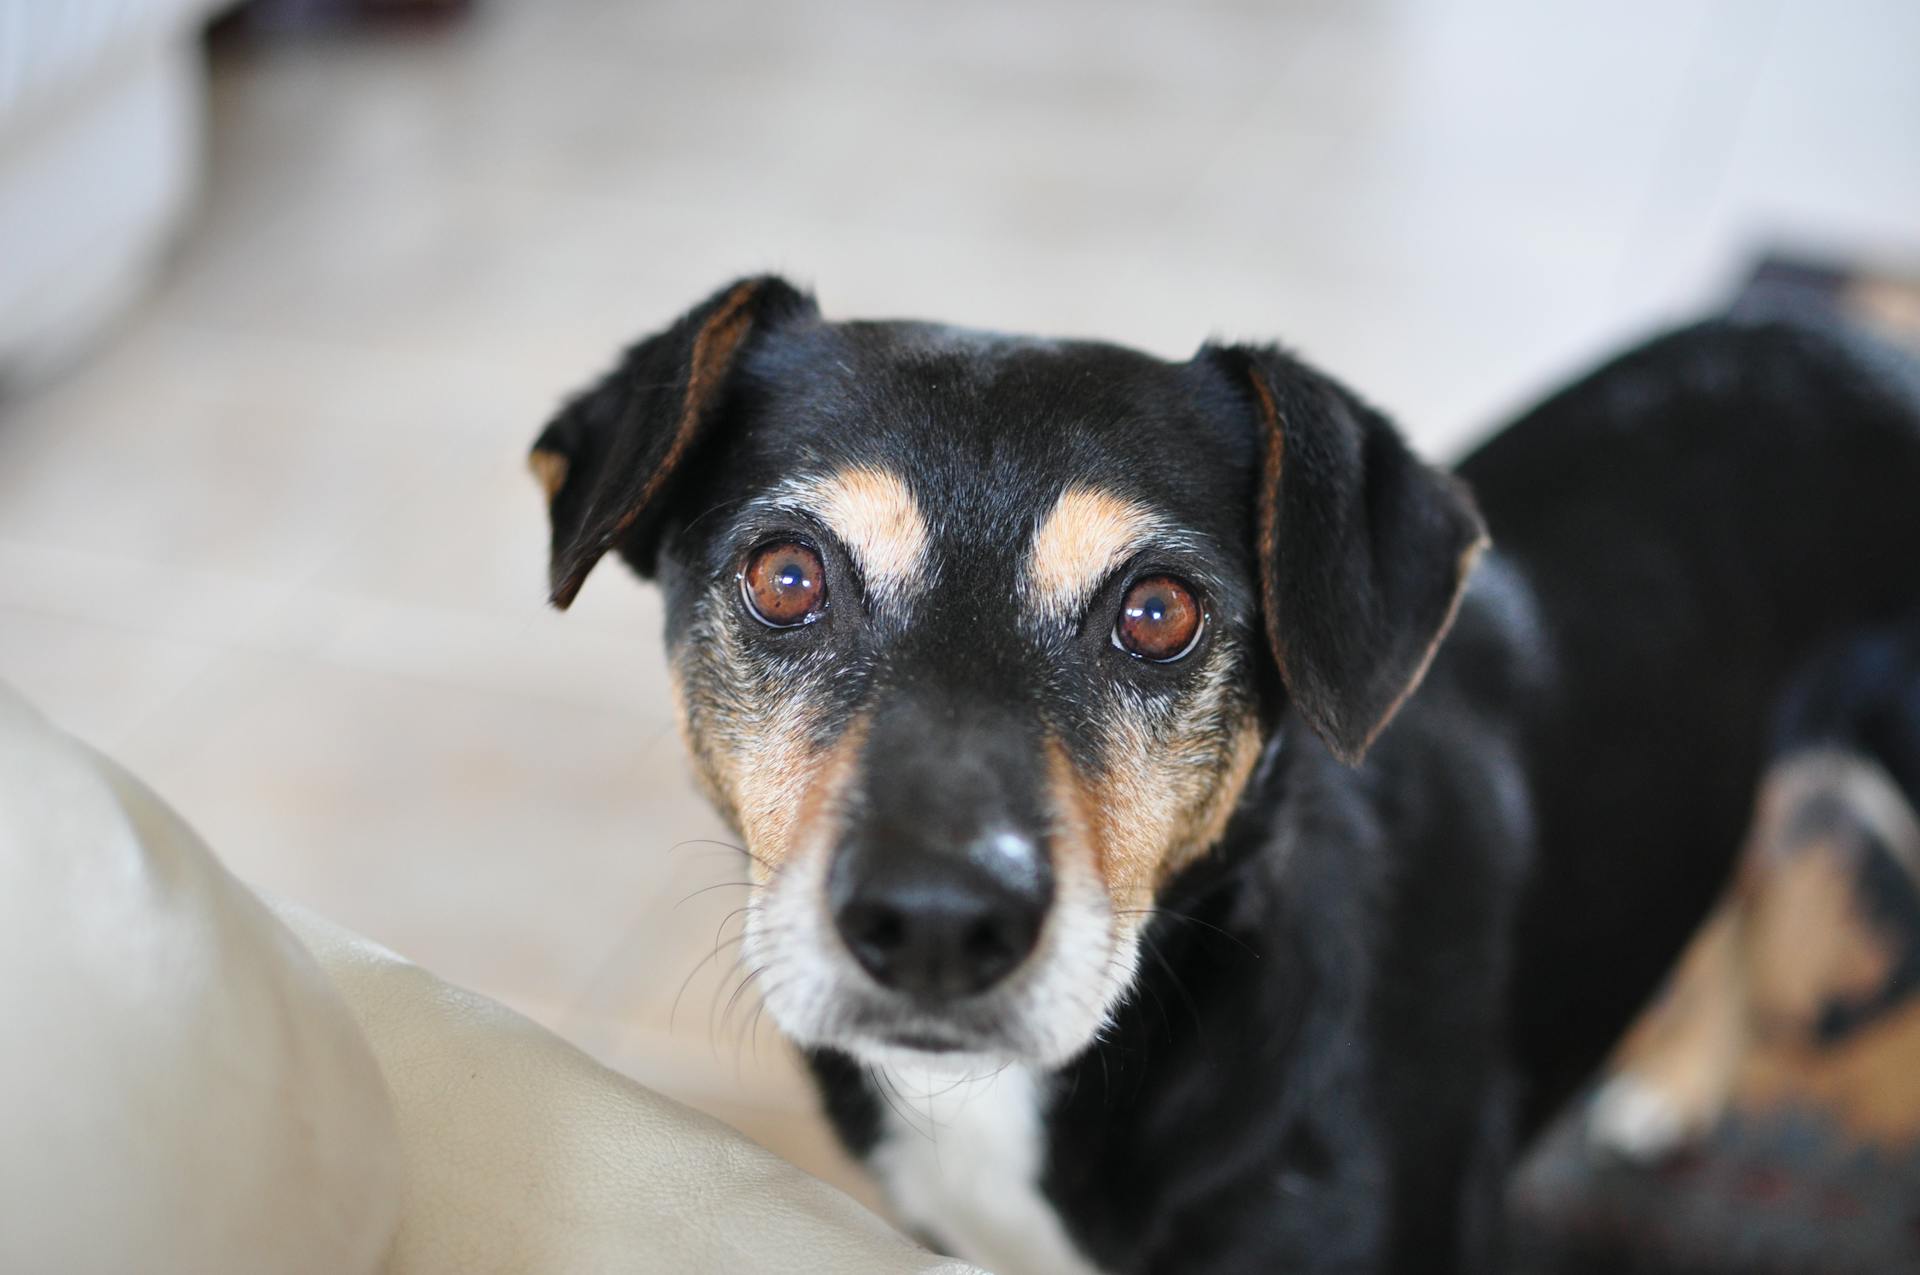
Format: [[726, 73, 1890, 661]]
[[1732, 252, 1920, 356], [1513, 618, 1920, 1275], [214, 0, 472, 37]]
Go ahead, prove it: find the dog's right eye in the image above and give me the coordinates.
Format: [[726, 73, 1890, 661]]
[[740, 540, 827, 627]]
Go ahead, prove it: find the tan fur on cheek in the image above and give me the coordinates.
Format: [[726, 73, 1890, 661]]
[[1045, 737, 1103, 880], [672, 620, 870, 883], [1094, 714, 1263, 908], [728, 713, 823, 880], [778, 715, 869, 875], [1045, 700, 1263, 912], [1163, 718, 1264, 882]]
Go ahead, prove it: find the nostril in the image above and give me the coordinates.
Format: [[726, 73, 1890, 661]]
[[840, 900, 909, 969], [962, 916, 1017, 972], [950, 903, 1042, 996]]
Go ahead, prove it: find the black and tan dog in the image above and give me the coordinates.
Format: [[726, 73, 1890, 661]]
[[528, 276, 1920, 1274]]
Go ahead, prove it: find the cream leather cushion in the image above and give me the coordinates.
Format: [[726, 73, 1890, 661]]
[[0, 683, 980, 1275], [278, 905, 977, 1274], [0, 683, 403, 1274]]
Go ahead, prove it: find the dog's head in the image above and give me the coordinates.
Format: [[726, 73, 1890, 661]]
[[531, 276, 1485, 1069]]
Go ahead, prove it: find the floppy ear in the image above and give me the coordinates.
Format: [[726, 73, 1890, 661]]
[[1205, 344, 1489, 764], [529, 275, 818, 608]]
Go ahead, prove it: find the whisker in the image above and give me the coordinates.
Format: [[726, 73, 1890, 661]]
[[1133, 953, 1175, 1045], [675, 880, 756, 907], [669, 836, 774, 872], [721, 964, 768, 1038], [867, 1064, 933, 1141], [748, 985, 781, 1061], [734, 974, 788, 1078], [1117, 906, 1258, 957], [1139, 928, 1207, 1046], [708, 960, 760, 1060], [669, 931, 749, 1035]]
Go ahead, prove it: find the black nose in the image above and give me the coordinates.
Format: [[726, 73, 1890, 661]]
[[830, 843, 1048, 1001]]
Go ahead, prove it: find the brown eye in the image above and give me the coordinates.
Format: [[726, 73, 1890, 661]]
[[1112, 575, 1203, 662], [740, 541, 826, 627]]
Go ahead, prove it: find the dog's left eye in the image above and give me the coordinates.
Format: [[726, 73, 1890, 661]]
[[740, 540, 827, 627], [1112, 575, 1204, 662]]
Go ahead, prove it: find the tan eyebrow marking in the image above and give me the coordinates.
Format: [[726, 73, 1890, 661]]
[[1025, 485, 1167, 625], [788, 465, 932, 608]]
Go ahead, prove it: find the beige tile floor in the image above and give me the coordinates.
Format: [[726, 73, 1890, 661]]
[[2, 0, 1916, 1206]]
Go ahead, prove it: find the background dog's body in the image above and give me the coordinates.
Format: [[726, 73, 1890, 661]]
[[1467, 323, 1920, 1136], [534, 297, 1920, 1274], [1519, 615, 1920, 1273]]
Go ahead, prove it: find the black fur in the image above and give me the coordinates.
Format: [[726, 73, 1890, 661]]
[[535, 275, 817, 600], [1772, 613, 1920, 808], [1205, 343, 1488, 763], [531, 283, 1920, 1273]]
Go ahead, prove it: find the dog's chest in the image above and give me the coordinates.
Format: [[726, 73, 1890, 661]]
[[869, 1064, 1107, 1275]]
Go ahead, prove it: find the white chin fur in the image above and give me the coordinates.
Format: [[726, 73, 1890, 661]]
[[744, 841, 1142, 1070]]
